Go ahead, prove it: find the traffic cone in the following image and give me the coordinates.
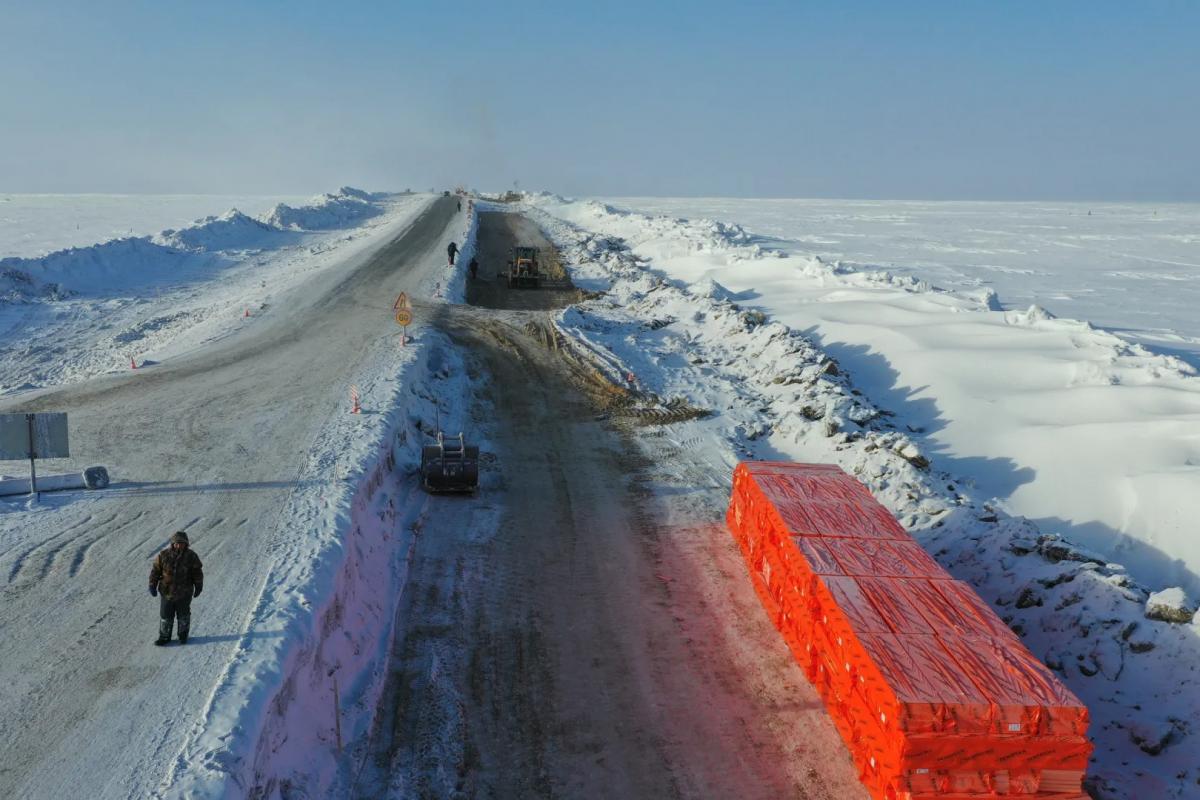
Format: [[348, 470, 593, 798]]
[[350, 386, 361, 414], [130, 357, 138, 370], [244, 309, 250, 318]]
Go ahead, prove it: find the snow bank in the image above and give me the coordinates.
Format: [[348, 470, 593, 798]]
[[0, 236, 208, 297], [162, 337, 473, 798], [0, 187, 385, 302], [431, 197, 479, 303], [153, 209, 291, 252], [1, 264, 68, 302], [263, 188, 382, 231], [514, 197, 1200, 800]]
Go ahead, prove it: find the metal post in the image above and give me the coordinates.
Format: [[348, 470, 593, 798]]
[[26, 414, 37, 497]]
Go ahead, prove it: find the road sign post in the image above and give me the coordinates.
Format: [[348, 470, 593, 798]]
[[395, 305, 413, 345], [0, 412, 70, 497], [27, 415, 36, 495]]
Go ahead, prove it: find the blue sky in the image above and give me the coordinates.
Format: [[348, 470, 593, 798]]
[[2, 1, 1197, 199]]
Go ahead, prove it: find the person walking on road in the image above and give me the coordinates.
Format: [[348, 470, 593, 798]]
[[447, 241, 458, 265], [469, 256, 479, 280], [457, 199, 462, 212], [149, 531, 204, 646]]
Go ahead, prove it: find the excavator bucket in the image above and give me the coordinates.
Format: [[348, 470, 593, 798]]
[[420, 431, 479, 493]]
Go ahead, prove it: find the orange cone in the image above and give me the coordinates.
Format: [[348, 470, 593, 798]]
[[244, 308, 250, 318], [130, 357, 138, 370], [350, 386, 361, 414]]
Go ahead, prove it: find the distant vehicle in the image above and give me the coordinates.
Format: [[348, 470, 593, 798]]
[[442, 190, 450, 197], [506, 246, 541, 288]]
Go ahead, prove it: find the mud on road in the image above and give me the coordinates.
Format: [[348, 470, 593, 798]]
[[349, 211, 867, 799]]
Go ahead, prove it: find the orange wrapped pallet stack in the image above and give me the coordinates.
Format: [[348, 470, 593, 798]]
[[726, 461, 1091, 800]]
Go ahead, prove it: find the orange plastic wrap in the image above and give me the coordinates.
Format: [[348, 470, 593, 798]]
[[905, 579, 1023, 643], [823, 538, 947, 579], [726, 462, 1091, 800], [936, 635, 1091, 738]]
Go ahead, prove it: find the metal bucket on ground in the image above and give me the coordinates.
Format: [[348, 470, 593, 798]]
[[420, 430, 479, 493]]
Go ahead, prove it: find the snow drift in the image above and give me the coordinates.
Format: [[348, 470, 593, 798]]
[[0, 188, 384, 301], [153, 209, 291, 252], [263, 188, 382, 231]]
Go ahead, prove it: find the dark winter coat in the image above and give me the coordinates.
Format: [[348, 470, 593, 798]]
[[150, 546, 204, 600]]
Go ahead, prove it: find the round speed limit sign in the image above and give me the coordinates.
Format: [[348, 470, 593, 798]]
[[395, 309, 413, 326]]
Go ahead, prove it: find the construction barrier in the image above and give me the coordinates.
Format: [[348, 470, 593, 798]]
[[726, 461, 1091, 800]]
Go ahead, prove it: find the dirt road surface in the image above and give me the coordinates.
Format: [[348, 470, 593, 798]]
[[349, 211, 867, 799], [0, 196, 458, 799]]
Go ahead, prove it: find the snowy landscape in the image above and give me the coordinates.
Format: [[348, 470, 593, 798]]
[[5, 2, 1197, 798], [0, 194, 309, 260], [573, 196, 1200, 595], [1, 189, 1198, 799]]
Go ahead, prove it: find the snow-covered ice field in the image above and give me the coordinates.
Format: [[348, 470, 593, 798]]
[[600, 198, 1200, 368], [1, 193, 309, 259]]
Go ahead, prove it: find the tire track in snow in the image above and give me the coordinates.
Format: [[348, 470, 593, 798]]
[[6, 512, 117, 583], [36, 512, 121, 580], [3, 513, 95, 580], [67, 510, 150, 578]]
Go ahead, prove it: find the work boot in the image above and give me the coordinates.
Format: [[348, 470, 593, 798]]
[[154, 618, 172, 646], [178, 617, 190, 644]]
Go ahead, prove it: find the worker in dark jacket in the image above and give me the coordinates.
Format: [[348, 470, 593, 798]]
[[447, 241, 458, 265], [149, 531, 204, 645], [469, 256, 479, 279]]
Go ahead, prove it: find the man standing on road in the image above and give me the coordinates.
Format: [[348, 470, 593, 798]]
[[447, 241, 458, 265], [469, 256, 479, 279], [149, 531, 204, 646], [457, 199, 462, 212]]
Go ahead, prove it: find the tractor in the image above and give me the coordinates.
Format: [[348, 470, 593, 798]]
[[506, 246, 541, 288]]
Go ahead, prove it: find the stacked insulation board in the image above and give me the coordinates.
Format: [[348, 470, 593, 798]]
[[726, 462, 1091, 800]]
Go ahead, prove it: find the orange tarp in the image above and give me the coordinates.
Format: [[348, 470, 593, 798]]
[[726, 461, 1091, 800]]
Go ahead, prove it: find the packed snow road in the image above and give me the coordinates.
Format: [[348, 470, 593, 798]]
[[0, 195, 457, 799], [345, 211, 867, 799]]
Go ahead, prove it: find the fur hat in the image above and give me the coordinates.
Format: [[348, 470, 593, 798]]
[[170, 531, 190, 546]]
